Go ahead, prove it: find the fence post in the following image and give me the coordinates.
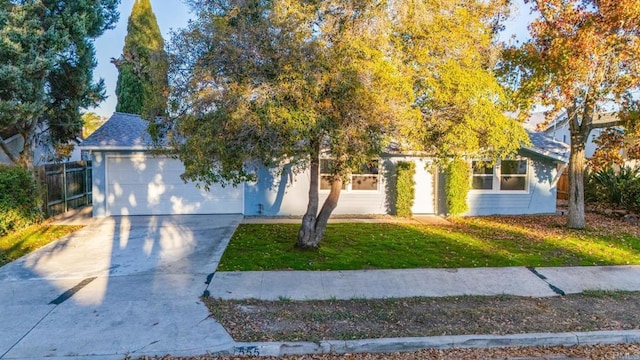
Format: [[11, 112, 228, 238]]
[[36, 166, 48, 217], [84, 161, 90, 206], [63, 162, 68, 213]]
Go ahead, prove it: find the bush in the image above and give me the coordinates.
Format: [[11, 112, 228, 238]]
[[395, 161, 416, 217], [0, 165, 43, 236], [445, 158, 470, 216], [621, 178, 640, 212], [585, 165, 640, 209]]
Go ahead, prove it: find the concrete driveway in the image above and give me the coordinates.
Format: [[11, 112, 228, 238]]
[[0, 214, 242, 359]]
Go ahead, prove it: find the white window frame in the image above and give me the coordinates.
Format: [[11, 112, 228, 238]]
[[319, 158, 381, 193], [471, 158, 529, 194]]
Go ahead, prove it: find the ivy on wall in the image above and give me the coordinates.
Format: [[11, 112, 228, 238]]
[[396, 161, 416, 217], [445, 157, 470, 216]]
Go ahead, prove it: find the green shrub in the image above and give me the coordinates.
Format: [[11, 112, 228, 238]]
[[445, 158, 470, 216], [585, 165, 640, 209], [0, 165, 43, 236], [621, 178, 640, 212], [395, 161, 416, 217]]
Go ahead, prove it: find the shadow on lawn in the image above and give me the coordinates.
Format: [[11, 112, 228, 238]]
[[220, 218, 640, 271]]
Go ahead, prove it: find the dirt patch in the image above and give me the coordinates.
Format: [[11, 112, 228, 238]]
[[205, 291, 640, 342]]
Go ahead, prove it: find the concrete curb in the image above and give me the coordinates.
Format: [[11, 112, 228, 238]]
[[229, 330, 640, 357]]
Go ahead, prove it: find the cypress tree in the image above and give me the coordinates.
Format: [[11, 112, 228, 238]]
[[114, 0, 168, 117]]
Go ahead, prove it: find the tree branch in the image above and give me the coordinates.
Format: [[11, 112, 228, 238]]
[[0, 136, 19, 164]]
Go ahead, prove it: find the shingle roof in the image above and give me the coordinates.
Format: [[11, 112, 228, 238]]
[[83, 112, 570, 162], [80, 112, 155, 150], [523, 130, 570, 163]]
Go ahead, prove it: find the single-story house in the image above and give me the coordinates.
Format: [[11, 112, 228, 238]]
[[80, 112, 570, 217]]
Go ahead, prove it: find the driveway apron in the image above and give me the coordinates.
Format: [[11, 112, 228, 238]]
[[0, 214, 242, 359]]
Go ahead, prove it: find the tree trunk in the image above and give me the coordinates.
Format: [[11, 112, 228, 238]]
[[567, 134, 586, 229], [297, 150, 343, 249], [18, 132, 35, 171], [0, 136, 19, 165], [298, 152, 321, 248]]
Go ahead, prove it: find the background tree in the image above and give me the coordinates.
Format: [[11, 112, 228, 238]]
[[0, 0, 119, 168], [82, 112, 108, 139], [501, 0, 640, 228], [168, 0, 526, 248], [113, 0, 168, 119]]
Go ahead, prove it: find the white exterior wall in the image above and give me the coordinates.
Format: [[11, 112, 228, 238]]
[[464, 156, 558, 216], [244, 156, 437, 216]]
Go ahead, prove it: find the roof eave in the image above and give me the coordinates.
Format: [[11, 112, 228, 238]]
[[520, 145, 569, 163], [78, 145, 153, 151]]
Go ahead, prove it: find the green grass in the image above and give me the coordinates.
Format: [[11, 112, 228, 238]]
[[0, 222, 84, 267], [217, 215, 640, 271]]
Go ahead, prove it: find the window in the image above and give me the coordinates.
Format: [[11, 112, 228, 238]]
[[472, 161, 494, 190], [320, 159, 380, 191], [500, 160, 527, 191], [471, 159, 528, 192]]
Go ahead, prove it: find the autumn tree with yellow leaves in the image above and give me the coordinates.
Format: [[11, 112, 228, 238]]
[[501, 0, 640, 228]]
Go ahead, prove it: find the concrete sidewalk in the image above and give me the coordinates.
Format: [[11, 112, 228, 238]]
[[209, 265, 640, 300], [210, 265, 640, 358]]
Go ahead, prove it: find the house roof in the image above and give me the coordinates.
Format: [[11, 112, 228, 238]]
[[80, 112, 156, 150], [541, 112, 618, 133], [83, 112, 570, 162], [522, 130, 570, 163]]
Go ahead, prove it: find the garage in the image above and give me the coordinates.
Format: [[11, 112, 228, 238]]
[[105, 155, 243, 216]]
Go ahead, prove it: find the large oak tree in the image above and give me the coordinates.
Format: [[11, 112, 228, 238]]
[[167, 0, 527, 247], [501, 0, 640, 228]]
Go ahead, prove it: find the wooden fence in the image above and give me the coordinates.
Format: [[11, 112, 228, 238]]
[[37, 161, 92, 217], [557, 167, 569, 201]]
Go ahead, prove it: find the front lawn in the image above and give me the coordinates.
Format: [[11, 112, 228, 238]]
[[217, 213, 640, 271], [0, 221, 84, 267]]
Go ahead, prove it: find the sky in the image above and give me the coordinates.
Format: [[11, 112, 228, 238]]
[[90, 0, 534, 118]]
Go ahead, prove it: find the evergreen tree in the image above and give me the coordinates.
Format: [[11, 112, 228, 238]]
[[0, 0, 119, 167], [114, 0, 168, 118]]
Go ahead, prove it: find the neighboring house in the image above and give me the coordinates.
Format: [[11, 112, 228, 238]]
[[525, 111, 618, 159], [0, 127, 83, 166], [81, 112, 570, 217]]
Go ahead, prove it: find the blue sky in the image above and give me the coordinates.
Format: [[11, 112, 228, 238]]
[[90, 0, 533, 118]]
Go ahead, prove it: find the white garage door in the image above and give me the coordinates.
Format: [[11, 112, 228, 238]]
[[106, 155, 243, 216]]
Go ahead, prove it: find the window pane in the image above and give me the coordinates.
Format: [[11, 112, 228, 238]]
[[472, 161, 494, 175], [321, 175, 346, 190], [500, 176, 526, 190], [320, 159, 332, 174], [352, 175, 378, 190], [501, 160, 527, 175], [472, 176, 493, 190], [360, 160, 379, 175], [320, 175, 332, 190]]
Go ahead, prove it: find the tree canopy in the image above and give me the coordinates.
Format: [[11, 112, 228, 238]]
[[501, 0, 640, 228], [82, 112, 108, 139], [0, 0, 119, 167], [113, 0, 168, 118], [167, 0, 527, 247]]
